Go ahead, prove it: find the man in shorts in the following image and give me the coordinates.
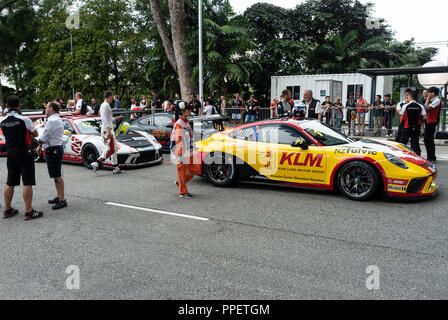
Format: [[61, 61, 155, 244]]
[[0, 96, 43, 220]]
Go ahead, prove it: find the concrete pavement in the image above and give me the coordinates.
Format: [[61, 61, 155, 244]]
[[0, 148, 447, 299]]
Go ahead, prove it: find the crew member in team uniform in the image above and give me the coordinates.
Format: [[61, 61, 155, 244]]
[[424, 87, 441, 162], [0, 96, 43, 220], [303, 90, 322, 120], [395, 88, 412, 143], [400, 91, 426, 156]]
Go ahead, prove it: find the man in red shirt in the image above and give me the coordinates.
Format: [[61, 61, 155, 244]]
[[424, 87, 441, 162], [400, 91, 427, 156]]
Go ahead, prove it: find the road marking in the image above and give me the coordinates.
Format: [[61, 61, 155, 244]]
[[106, 202, 210, 222]]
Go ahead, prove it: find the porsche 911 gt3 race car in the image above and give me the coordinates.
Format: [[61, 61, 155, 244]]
[[35, 116, 163, 169], [195, 118, 438, 201]]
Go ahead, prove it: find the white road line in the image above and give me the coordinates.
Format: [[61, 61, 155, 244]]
[[106, 202, 210, 222]]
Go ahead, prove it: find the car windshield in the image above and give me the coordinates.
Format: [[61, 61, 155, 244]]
[[300, 121, 354, 146], [75, 119, 104, 135]]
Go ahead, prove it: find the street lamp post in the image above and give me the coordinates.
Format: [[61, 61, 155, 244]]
[[198, 0, 203, 105]]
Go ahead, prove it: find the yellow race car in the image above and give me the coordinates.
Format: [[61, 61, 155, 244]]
[[195, 118, 438, 201]]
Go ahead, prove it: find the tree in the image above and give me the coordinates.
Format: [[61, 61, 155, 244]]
[[0, 0, 19, 11], [148, 0, 194, 99]]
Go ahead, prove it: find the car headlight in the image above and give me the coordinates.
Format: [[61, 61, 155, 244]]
[[384, 152, 408, 169]]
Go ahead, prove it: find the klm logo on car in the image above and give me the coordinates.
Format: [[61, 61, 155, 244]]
[[279, 152, 324, 168]]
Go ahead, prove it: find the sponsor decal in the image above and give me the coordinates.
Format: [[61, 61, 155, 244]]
[[279, 152, 323, 168], [71, 136, 82, 154], [388, 185, 407, 192], [335, 148, 378, 156], [387, 178, 408, 186]]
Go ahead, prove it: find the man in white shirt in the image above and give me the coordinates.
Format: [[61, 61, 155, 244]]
[[91, 90, 124, 174], [203, 98, 215, 116], [37, 102, 67, 210]]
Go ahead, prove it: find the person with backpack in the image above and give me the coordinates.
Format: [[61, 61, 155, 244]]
[[203, 98, 216, 116], [74, 92, 89, 115]]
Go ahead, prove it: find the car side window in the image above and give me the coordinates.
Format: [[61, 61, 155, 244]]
[[231, 126, 256, 141], [257, 124, 313, 145], [138, 116, 150, 125], [63, 121, 76, 134], [154, 115, 172, 127]]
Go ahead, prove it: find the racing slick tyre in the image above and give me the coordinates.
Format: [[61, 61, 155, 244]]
[[82, 144, 100, 169], [204, 153, 238, 187], [336, 161, 379, 201]]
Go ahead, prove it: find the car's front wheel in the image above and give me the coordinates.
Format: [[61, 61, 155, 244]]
[[204, 153, 238, 187], [337, 161, 379, 201], [82, 144, 99, 169]]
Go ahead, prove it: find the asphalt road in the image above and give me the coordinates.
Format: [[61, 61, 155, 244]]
[[0, 146, 448, 300]]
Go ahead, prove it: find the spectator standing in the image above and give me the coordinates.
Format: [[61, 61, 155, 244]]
[[303, 90, 322, 120], [113, 95, 121, 110], [383, 94, 396, 137], [424, 87, 441, 162], [231, 93, 244, 125], [190, 94, 201, 116], [245, 95, 259, 123], [400, 91, 426, 156], [331, 98, 344, 130], [0, 96, 42, 220], [36, 102, 67, 210], [277, 89, 294, 117], [369, 95, 384, 137], [220, 96, 227, 116], [356, 92, 369, 136], [140, 96, 148, 111], [91, 91, 124, 174], [92, 98, 100, 116], [74, 92, 88, 115], [270, 97, 279, 118], [67, 100, 75, 112], [203, 98, 216, 116], [321, 96, 332, 125], [346, 93, 357, 135], [151, 91, 160, 114]]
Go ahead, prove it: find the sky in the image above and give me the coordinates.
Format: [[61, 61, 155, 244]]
[[230, 0, 448, 63]]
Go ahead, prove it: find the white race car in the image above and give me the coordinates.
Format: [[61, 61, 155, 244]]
[[36, 116, 163, 169]]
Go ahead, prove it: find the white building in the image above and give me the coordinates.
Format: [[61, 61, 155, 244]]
[[271, 73, 393, 121]]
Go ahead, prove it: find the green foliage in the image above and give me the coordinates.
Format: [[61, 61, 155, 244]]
[[0, 0, 439, 108]]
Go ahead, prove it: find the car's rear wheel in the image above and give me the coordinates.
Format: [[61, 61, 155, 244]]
[[82, 144, 99, 169], [337, 161, 379, 201], [204, 153, 238, 187]]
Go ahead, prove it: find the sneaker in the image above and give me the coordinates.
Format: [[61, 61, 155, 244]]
[[3, 208, 19, 219], [48, 197, 59, 204], [24, 209, 44, 221], [52, 200, 67, 210], [91, 162, 99, 173], [113, 167, 123, 174], [179, 193, 194, 199]]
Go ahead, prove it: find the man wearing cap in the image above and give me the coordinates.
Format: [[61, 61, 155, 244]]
[[36, 102, 67, 210]]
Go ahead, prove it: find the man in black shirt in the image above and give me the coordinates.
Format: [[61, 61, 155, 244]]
[[189, 94, 201, 116], [400, 91, 426, 156], [346, 93, 357, 136], [245, 95, 259, 123], [0, 96, 43, 220], [151, 91, 161, 114], [91, 98, 101, 116], [383, 94, 396, 138]]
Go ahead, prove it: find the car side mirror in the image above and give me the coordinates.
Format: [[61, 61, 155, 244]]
[[291, 139, 309, 150]]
